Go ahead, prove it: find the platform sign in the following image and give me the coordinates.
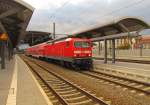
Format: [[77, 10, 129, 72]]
[[0, 33, 8, 41]]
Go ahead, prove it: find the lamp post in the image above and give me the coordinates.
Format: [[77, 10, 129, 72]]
[[138, 35, 143, 56], [53, 22, 55, 39], [0, 33, 8, 69]]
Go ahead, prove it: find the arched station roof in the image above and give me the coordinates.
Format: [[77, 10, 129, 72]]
[[0, 0, 34, 47], [74, 17, 150, 39]]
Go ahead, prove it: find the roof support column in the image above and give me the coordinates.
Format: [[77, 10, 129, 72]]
[[0, 41, 5, 69], [112, 39, 116, 63], [0, 21, 6, 69], [31, 33, 34, 45], [98, 41, 101, 55], [104, 39, 107, 63], [8, 42, 13, 60]]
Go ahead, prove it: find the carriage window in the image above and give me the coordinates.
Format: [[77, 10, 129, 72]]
[[66, 41, 69, 47], [74, 41, 90, 48]]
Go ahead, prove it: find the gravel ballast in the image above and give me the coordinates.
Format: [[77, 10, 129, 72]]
[[27, 57, 150, 105]]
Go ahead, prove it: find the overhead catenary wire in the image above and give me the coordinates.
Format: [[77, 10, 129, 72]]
[[49, 0, 70, 21], [72, 0, 147, 27], [98, 0, 146, 19], [51, 0, 147, 25], [49, 0, 147, 35]]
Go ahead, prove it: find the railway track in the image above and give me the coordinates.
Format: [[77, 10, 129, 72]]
[[80, 70, 150, 95], [93, 57, 150, 64], [23, 57, 110, 105]]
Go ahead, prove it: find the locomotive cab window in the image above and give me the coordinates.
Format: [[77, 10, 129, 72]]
[[74, 41, 90, 48]]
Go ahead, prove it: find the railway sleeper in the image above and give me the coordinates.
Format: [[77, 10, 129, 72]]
[[46, 79, 62, 83], [57, 89, 77, 94], [115, 80, 125, 82], [65, 95, 87, 102], [52, 84, 70, 89], [40, 84, 47, 87], [47, 94, 55, 98], [49, 82, 67, 86], [121, 81, 130, 84], [44, 89, 51, 93], [51, 99, 60, 105], [67, 99, 94, 104], [47, 81, 65, 85], [128, 83, 138, 86], [134, 85, 144, 88], [48, 95, 55, 99], [68, 99, 93, 105], [143, 87, 150, 91], [54, 87, 73, 91], [62, 92, 81, 98]]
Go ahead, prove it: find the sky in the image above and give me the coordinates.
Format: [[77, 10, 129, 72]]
[[23, 0, 150, 38]]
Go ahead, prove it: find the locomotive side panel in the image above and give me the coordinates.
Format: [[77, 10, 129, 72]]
[[64, 40, 74, 58]]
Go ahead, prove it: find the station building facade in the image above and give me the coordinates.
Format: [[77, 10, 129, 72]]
[[93, 35, 150, 50]]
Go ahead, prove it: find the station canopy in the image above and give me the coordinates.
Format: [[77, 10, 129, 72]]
[[74, 17, 150, 39], [0, 0, 34, 47], [25, 31, 51, 45]]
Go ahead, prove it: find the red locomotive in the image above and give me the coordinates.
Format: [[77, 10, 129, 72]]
[[26, 37, 93, 69]]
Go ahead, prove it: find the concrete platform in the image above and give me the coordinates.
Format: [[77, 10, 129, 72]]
[[0, 55, 52, 105], [93, 60, 150, 83], [0, 58, 15, 105]]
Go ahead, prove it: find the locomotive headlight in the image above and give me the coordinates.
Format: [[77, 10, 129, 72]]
[[74, 54, 80, 57], [84, 51, 91, 53], [88, 54, 91, 56], [74, 50, 81, 54]]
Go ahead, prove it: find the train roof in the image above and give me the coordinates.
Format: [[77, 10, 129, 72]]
[[27, 37, 91, 49], [28, 42, 46, 48], [47, 37, 90, 43]]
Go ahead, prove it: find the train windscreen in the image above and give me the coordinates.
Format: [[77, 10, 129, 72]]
[[74, 41, 90, 48]]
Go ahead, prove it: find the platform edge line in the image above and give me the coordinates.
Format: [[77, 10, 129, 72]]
[[17, 55, 53, 105]]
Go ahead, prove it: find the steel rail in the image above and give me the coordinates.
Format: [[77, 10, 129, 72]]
[[80, 71, 150, 95], [24, 60, 69, 105], [25, 58, 109, 105], [92, 70, 150, 86]]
